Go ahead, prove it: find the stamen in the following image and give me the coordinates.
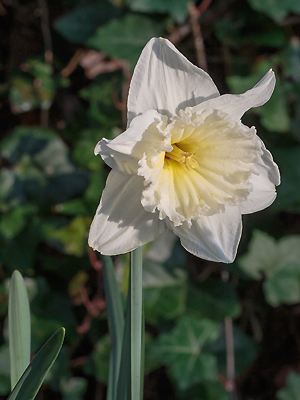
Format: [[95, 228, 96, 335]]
[[165, 144, 192, 165]]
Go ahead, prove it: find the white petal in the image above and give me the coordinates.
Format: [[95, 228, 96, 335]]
[[241, 138, 280, 214], [171, 207, 242, 263], [89, 170, 165, 255], [258, 138, 280, 186], [146, 230, 176, 262], [127, 37, 219, 124], [240, 173, 277, 214], [94, 110, 162, 174], [194, 70, 275, 120]]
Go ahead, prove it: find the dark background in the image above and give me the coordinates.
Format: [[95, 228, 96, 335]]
[[1, 0, 300, 399]]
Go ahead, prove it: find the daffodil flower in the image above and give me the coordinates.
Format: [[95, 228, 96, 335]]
[[89, 37, 280, 263]]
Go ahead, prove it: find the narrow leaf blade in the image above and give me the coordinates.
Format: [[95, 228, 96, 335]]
[[8, 327, 65, 400], [103, 256, 125, 400], [9, 270, 31, 389]]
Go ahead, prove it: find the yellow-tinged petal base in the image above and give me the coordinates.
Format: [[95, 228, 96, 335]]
[[139, 108, 261, 226]]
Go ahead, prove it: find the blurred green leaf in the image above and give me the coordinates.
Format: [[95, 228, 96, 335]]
[[143, 261, 187, 324], [126, 0, 189, 22], [45, 216, 90, 257], [88, 15, 164, 65], [277, 372, 300, 400], [211, 326, 258, 374], [9, 60, 63, 113], [150, 316, 219, 390], [282, 39, 300, 82], [239, 231, 278, 279], [60, 377, 87, 400], [239, 232, 300, 278], [8, 271, 31, 390], [9, 76, 37, 114], [187, 280, 241, 321], [8, 328, 65, 400], [0, 205, 36, 239], [0, 346, 11, 395], [84, 335, 110, 384], [54, 2, 120, 44], [179, 381, 228, 400], [240, 232, 300, 305], [0, 170, 16, 205], [274, 147, 300, 212], [264, 264, 300, 306], [248, 0, 300, 22], [80, 81, 120, 126]]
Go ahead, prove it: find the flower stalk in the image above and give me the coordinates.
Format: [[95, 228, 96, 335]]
[[130, 247, 144, 400]]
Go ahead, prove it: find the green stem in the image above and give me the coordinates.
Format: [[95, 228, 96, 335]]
[[130, 247, 144, 400]]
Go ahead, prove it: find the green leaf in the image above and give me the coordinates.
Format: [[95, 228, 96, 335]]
[[264, 264, 300, 306], [150, 316, 219, 390], [240, 233, 300, 279], [211, 326, 257, 374], [60, 377, 87, 400], [45, 217, 90, 257], [239, 233, 300, 306], [9, 76, 37, 114], [103, 256, 124, 400], [277, 372, 300, 400], [54, 2, 119, 44], [248, 0, 300, 22], [187, 280, 241, 321], [8, 328, 65, 400], [273, 147, 300, 212], [9, 59, 61, 113], [88, 15, 164, 66], [143, 261, 187, 324], [0, 205, 36, 239], [9, 270, 31, 390], [239, 231, 278, 279], [126, 0, 189, 22], [179, 381, 228, 400], [84, 336, 110, 383], [0, 346, 11, 395]]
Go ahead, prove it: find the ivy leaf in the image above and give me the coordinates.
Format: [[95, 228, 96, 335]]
[[84, 336, 110, 384], [143, 261, 187, 324], [150, 316, 219, 390], [44, 217, 90, 257], [239, 231, 278, 279], [126, 0, 189, 22], [264, 264, 300, 306], [239, 232, 300, 306], [248, 0, 300, 22], [187, 280, 241, 321], [277, 372, 300, 400], [54, 2, 119, 44], [240, 233, 300, 279], [88, 15, 164, 66], [274, 147, 300, 212], [211, 326, 257, 374]]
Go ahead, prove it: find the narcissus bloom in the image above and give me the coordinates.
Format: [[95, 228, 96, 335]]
[[89, 38, 280, 262]]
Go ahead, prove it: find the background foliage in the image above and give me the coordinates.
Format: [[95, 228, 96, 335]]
[[1, 0, 300, 399]]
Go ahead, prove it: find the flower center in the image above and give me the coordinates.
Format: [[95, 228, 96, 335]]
[[165, 143, 198, 169], [139, 108, 261, 226]]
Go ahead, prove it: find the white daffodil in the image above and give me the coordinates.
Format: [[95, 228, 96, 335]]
[[89, 37, 280, 263]]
